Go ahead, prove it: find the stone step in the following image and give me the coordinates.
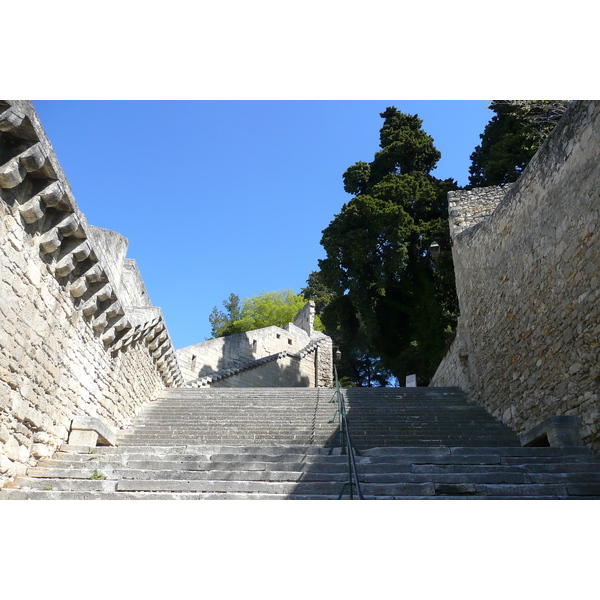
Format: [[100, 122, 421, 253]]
[[361, 471, 600, 485], [29, 468, 553, 486], [36, 454, 352, 468], [117, 437, 332, 445], [412, 462, 600, 474], [360, 446, 595, 457], [13, 477, 118, 492], [4, 484, 596, 499], [22, 468, 351, 482], [34, 452, 600, 474], [350, 438, 521, 448], [149, 402, 476, 408], [0, 490, 342, 500], [86, 460, 352, 473], [62, 444, 335, 455], [361, 482, 575, 497], [42, 450, 348, 463], [114, 479, 344, 494], [122, 423, 330, 430], [5, 386, 597, 500], [370, 495, 599, 500], [360, 454, 600, 465], [30, 459, 533, 477], [159, 386, 464, 394], [128, 416, 508, 425], [6, 444, 600, 499], [121, 429, 517, 436]]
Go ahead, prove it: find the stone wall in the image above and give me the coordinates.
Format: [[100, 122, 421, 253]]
[[177, 301, 333, 387], [431, 101, 600, 450], [448, 184, 512, 236], [208, 350, 323, 388], [292, 300, 315, 336], [0, 100, 183, 484]]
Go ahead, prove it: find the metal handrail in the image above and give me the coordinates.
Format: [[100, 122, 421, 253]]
[[329, 366, 364, 500]]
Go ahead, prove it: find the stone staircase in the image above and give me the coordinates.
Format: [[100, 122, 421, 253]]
[[2, 387, 600, 499], [344, 387, 523, 447]]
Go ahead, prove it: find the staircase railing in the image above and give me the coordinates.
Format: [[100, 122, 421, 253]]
[[329, 366, 364, 500]]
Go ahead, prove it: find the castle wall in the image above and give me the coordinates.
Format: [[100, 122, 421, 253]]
[[0, 101, 182, 483], [208, 338, 333, 388], [177, 302, 333, 388], [431, 101, 600, 450], [177, 324, 311, 381], [292, 300, 315, 336], [210, 353, 310, 388]]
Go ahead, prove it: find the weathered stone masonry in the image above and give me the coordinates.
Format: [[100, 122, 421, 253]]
[[176, 302, 333, 388], [431, 101, 600, 450], [0, 101, 334, 486], [0, 101, 183, 484]]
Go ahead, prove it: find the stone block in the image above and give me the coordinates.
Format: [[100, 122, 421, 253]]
[[31, 443, 55, 458], [68, 429, 99, 446], [0, 454, 16, 477], [521, 416, 583, 447], [0, 157, 26, 188], [70, 416, 117, 446], [0, 423, 11, 444]]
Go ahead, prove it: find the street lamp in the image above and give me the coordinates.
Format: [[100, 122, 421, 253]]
[[429, 241, 440, 259]]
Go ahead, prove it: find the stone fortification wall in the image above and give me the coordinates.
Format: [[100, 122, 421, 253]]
[[177, 324, 312, 381], [292, 300, 315, 336], [448, 184, 512, 236], [431, 101, 600, 450], [205, 346, 330, 388], [0, 100, 182, 484], [177, 301, 333, 388]]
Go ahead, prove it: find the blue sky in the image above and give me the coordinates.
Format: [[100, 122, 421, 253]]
[[33, 100, 494, 348]]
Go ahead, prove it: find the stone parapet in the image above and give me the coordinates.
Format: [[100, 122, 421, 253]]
[[0, 100, 182, 485]]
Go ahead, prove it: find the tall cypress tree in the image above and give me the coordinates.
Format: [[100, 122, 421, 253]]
[[305, 107, 459, 385]]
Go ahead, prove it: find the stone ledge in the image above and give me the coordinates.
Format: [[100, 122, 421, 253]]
[[521, 416, 582, 447], [69, 417, 117, 447]]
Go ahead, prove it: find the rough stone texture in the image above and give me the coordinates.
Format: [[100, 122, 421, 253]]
[[5, 388, 600, 500], [176, 301, 333, 388], [448, 184, 513, 236], [0, 100, 183, 486], [431, 101, 600, 451]]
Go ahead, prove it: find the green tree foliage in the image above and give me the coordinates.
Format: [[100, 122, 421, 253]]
[[209, 293, 242, 338], [209, 289, 323, 338], [305, 107, 459, 385], [302, 272, 394, 386], [469, 100, 570, 186]]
